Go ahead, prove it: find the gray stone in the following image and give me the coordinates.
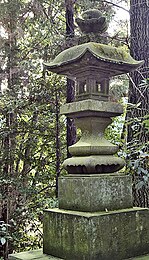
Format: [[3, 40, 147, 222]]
[[43, 208, 149, 260], [9, 249, 63, 260], [58, 174, 133, 212], [60, 99, 123, 118], [76, 9, 108, 34], [43, 10, 146, 260], [63, 155, 125, 174], [129, 255, 149, 259], [126, 255, 149, 260], [44, 42, 143, 78], [69, 117, 118, 156], [9, 249, 149, 260], [61, 102, 125, 174]]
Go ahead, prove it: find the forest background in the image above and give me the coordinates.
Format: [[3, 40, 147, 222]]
[[0, 0, 148, 259]]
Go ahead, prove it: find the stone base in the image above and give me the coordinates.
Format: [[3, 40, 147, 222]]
[[43, 208, 149, 260], [8, 249, 149, 260], [59, 174, 132, 211], [9, 249, 63, 260]]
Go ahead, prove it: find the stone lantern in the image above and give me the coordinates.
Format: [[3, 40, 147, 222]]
[[43, 10, 149, 260], [44, 41, 142, 175]]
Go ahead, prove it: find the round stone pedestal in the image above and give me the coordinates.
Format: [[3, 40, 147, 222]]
[[61, 103, 125, 174]]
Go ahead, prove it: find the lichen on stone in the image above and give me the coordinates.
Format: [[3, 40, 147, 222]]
[[76, 9, 108, 34], [44, 42, 143, 69]]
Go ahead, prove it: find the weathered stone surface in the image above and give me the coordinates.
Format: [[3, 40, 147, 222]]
[[43, 9, 146, 260], [61, 102, 125, 174], [9, 249, 63, 260], [69, 117, 118, 156], [60, 99, 123, 118], [63, 155, 125, 174], [58, 174, 133, 212], [9, 249, 149, 260], [130, 255, 149, 259], [43, 208, 149, 260], [76, 9, 108, 34], [44, 42, 143, 78]]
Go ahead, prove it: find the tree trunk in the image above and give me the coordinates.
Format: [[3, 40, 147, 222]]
[[128, 0, 149, 141], [65, 0, 75, 37], [1, 1, 19, 258], [127, 0, 149, 207], [66, 79, 76, 158], [65, 0, 76, 158], [55, 88, 61, 198]]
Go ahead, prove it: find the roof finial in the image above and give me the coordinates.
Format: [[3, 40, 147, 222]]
[[76, 9, 108, 34]]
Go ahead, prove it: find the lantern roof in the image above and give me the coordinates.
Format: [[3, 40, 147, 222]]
[[44, 42, 143, 78], [75, 9, 108, 34]]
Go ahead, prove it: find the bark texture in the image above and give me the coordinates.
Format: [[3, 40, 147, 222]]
[[55, 88, 61, 197], [128, 0, 149, 207], [128, 0, 149, 140], [65, 0, 76, 158]]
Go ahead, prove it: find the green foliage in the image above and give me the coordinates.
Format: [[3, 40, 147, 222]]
[[126, 112, 149, 187], [105, 112, 125, 147], [1, 0, 146, 257], [125, 76, 149, 206], [0, 221, 11, 246], [0, 74, 66, 253], [0, 0, 67, 257]]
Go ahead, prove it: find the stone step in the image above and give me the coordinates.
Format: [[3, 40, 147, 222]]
[[128, 256, 149, 260], [9, 249, 63, 260], [9, 249, 149, 260]]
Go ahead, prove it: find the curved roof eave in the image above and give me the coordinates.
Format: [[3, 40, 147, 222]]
[[44, 42, 144, 69]]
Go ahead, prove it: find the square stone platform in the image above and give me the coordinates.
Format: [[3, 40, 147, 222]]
[[43, 207, 149, 260], [59, 174, 132, 211], [8, 249, 149, 259]]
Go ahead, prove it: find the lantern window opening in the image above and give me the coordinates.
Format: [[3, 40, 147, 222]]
[[96, 82, 101, 93], [79, 81, 88, 94], [84, 84, 87, 92]]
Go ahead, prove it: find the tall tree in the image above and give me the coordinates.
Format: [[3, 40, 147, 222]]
[[127, 0, 149, 206], [129, 0, 149, 137], [0, 0, 66, 257], [0, 1, 21, 258], [65, 0, 76, 158]]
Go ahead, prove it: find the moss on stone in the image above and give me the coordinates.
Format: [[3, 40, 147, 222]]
[[44, 42, 143, 68], [43, 208, 149, 260], [58, 175, 133, 212], [82, 9, 102, 19]]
